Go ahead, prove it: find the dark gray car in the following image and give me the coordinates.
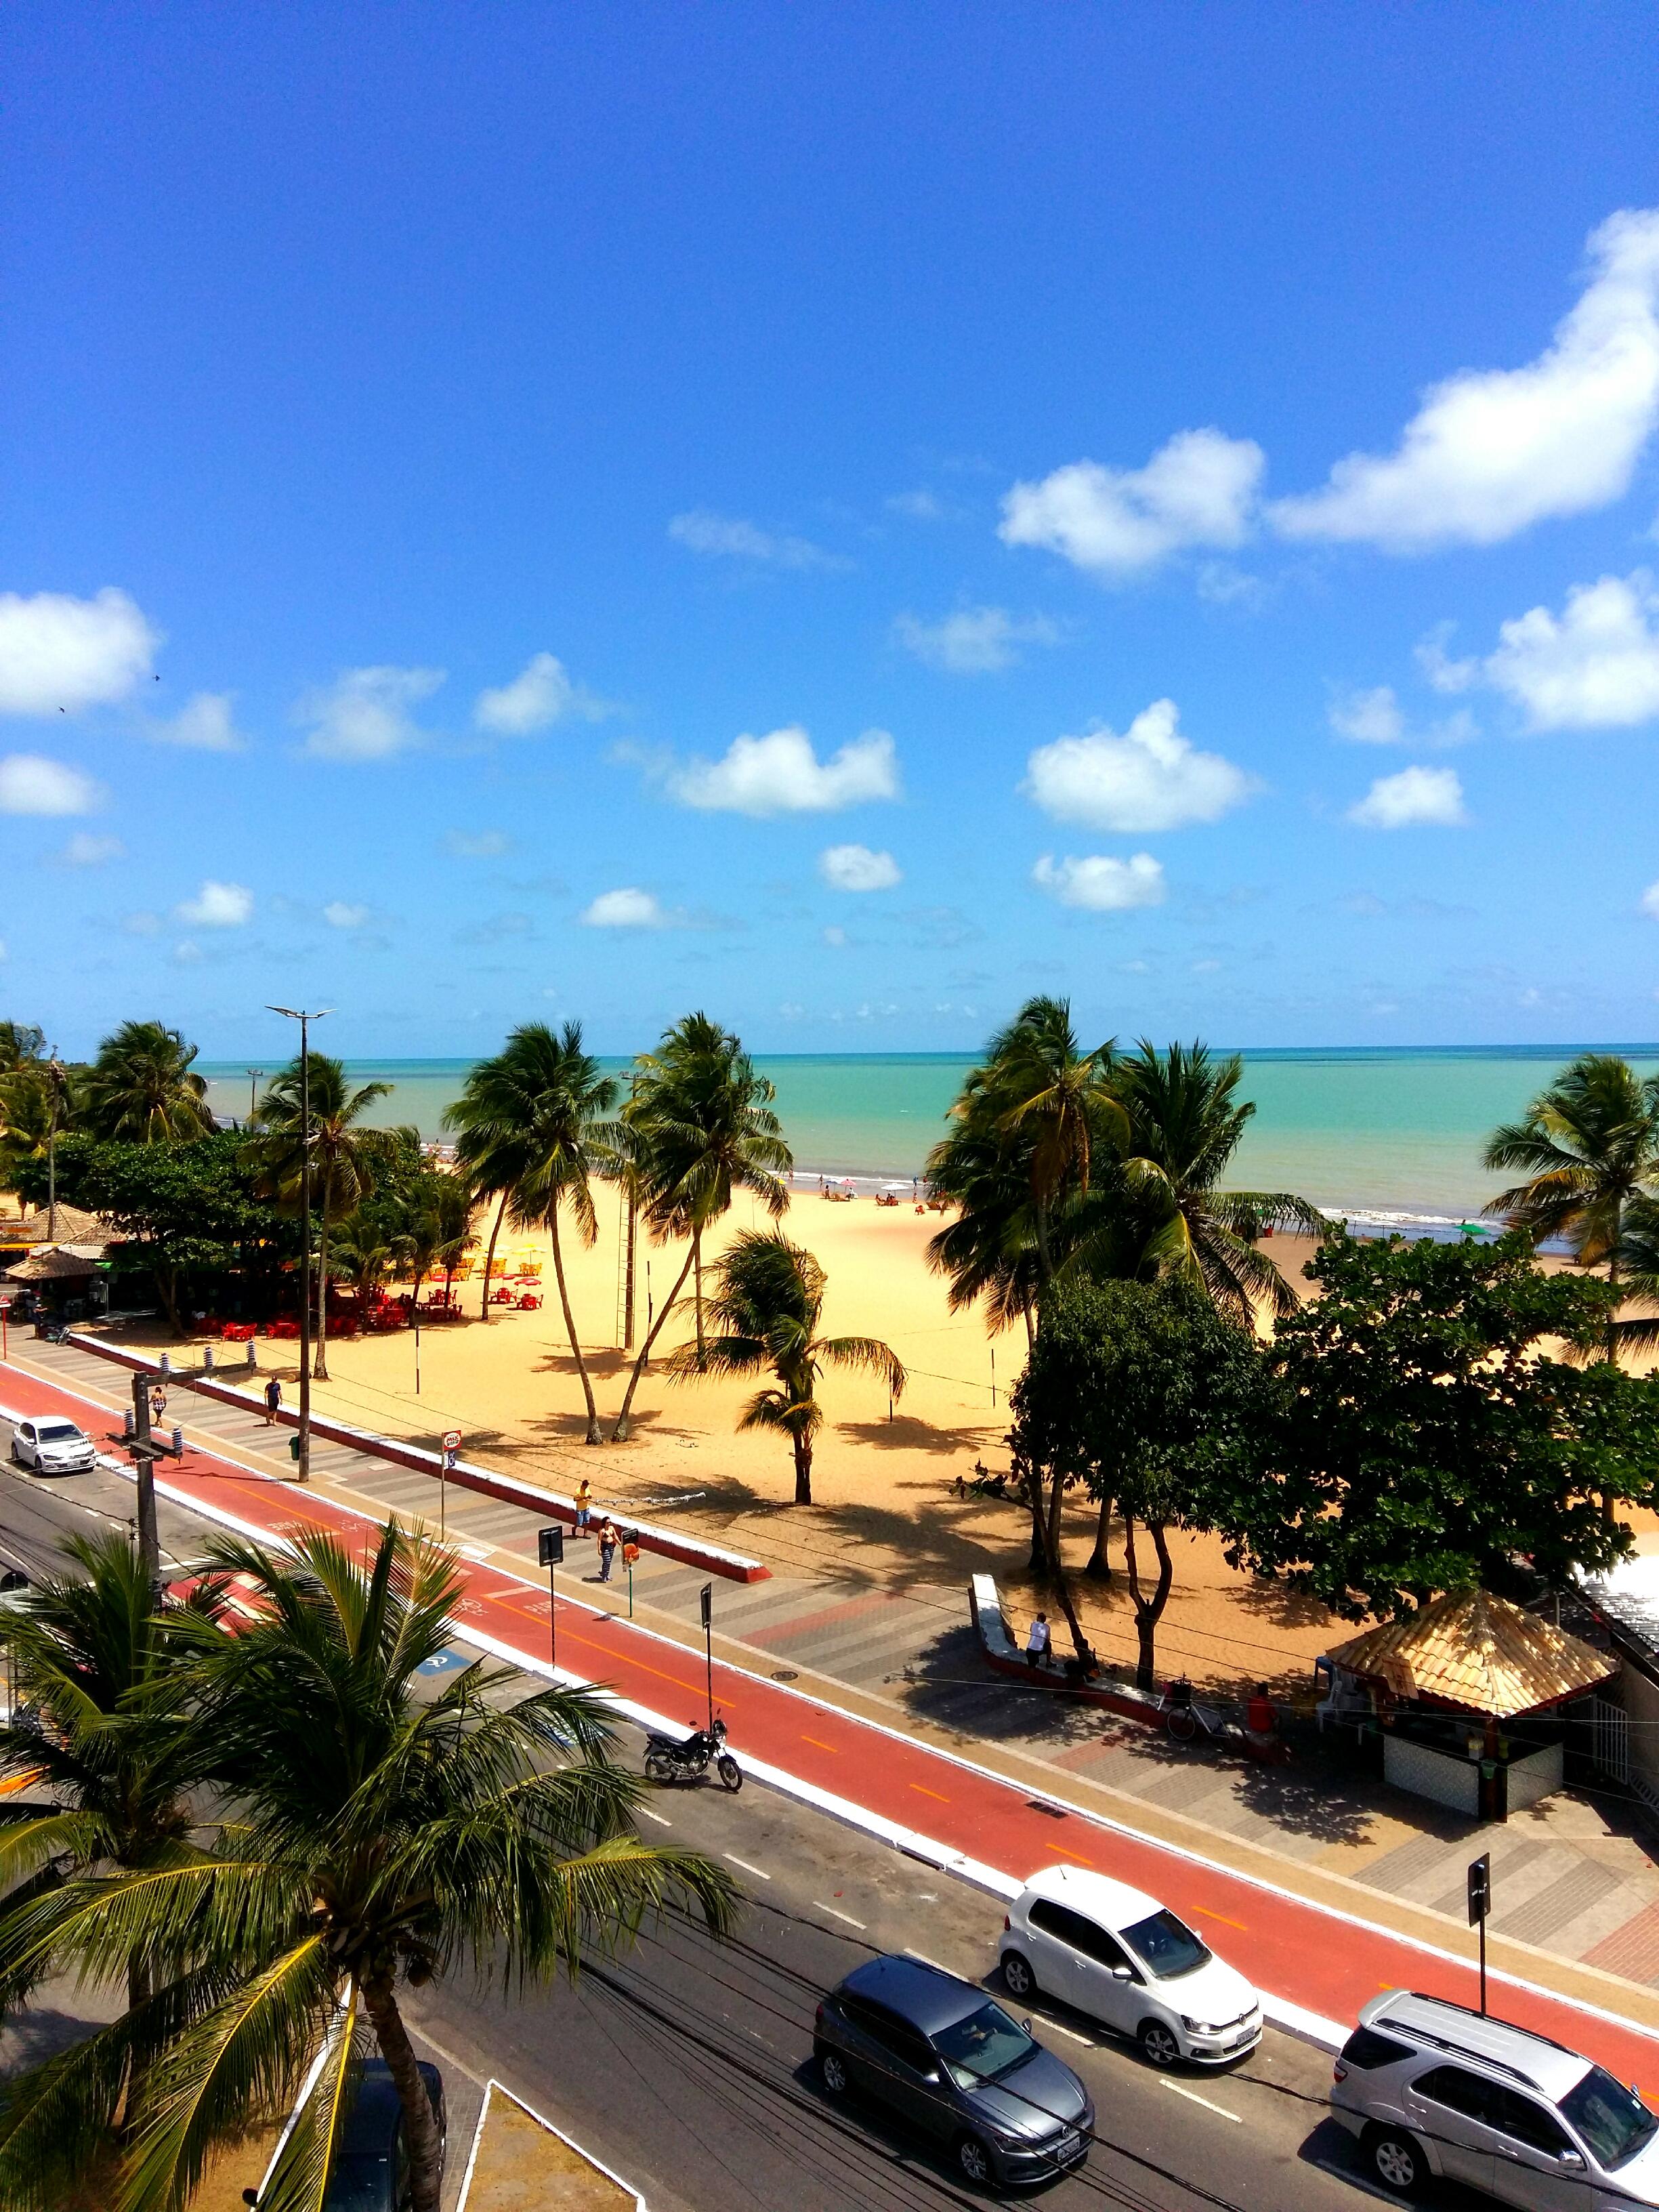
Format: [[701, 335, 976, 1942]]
[[814, 1953, 1093, 2190]]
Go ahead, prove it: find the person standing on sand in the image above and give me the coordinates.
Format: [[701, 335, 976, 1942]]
[[264, 1376, 282, 1425], [1026, 1612, 1051, 1671], [597, 1517, 619, 1583]]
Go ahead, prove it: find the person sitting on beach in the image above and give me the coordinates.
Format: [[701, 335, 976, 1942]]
[[1025, 1612, 1051, 1671]]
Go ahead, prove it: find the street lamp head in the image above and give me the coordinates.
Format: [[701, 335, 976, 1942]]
[[266, 1006, 333, 1022]]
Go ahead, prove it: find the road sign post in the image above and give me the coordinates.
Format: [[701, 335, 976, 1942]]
[[538, 1524, 564, 1675], [440, 1431, 461, 1539], [1467, 1852, 1492, 2015], [700, 1581, 713, 1727]]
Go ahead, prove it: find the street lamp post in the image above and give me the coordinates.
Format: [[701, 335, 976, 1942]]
[[44, 1048, 66, 1243], [268, 1007, 331, 1484]]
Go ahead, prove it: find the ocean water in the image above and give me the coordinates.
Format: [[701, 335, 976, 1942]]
[[198, 1046, 1659, 1227]]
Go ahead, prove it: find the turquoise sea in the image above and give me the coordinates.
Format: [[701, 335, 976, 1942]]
[[198, 1047, 1659, 1228]]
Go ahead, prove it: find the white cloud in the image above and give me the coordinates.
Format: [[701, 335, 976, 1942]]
[[1641, 881, 1659, 919], [671, 725, 899, 816], [1032, 853, 1167, 911], [295, 665, 444, 761], [0, 753, 102, 815], [1417, 623, 1481, 694], [175, 879, 253, 927], [473, 651, 610, 735], [999, 429, 1264, 578], [667, 511, 851, 572], [445, 829, 510, 858], [1024, 699, 1257, 832], [822, 925, 847, 947], [1329, 685, 1406, 745], [150, 691, 244, 751], [323, 900, 370, 930], [1346, 765, 1467, 829], [1479, 571, 1659, 729], [819, 843, 902, 892], [892, 606, 1060, 673], [580, 887, 670, 929], [0, 587, 157, 713], [1272, 208, 1659, 548], [173, 940, 203, 964], [59, 833, 124, 867], [886, 489, 950, 521]]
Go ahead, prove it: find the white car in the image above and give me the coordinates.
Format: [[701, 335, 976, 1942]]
[[1000, 1864, 1261, 2068], [11, 1417, 96, 1475]]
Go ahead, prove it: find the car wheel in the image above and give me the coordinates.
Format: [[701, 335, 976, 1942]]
[[818, 2049, 849, 2097], [1138, 2018, 1182, 2068], [954, 2133, 994, 2188], [1001, 1950, 1036, 2000], [1364, 2127, 1425, 2198]]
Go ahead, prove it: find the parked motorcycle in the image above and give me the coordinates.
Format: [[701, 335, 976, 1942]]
[[644, 1715, 742, 1792]]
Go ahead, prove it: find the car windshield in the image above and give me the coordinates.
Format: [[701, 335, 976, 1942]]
[[1561, 2066, 1659, 2169], [37, 1423, 82, 1442], [931, 2001, 1037, 2089], [322, 2154, 392, 2211], [1121, 1909, 1211, 1980]]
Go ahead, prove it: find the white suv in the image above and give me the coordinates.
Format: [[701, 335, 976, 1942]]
[[999, 1864, 1261, 2067], [11, 1417, 96, 1475], [1331, 1988, 1659, 2203]]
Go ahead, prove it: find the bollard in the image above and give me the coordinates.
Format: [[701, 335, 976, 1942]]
[[246, 1338, 257, 1368]]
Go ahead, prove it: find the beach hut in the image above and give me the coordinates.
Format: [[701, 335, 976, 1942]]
[[1316, 1589, 1614, 1821]]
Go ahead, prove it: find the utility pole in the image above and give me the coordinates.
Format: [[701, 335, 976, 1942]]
[[44, 1048, 65, 1243], [246, 1068, 264, 1127], [268, 1007, 330, 1484], [125, 1371, 182, 1603]]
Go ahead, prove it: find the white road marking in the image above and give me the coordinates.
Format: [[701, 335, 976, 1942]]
[[903, 1948, 949, 1972], [637, 1807, 673, 1827], [724, 1853, 772, 1880], [1160, 2080, 1242, 2124], [814, 1901, 867, 1929], [1038, 2019, 1095, 2047]]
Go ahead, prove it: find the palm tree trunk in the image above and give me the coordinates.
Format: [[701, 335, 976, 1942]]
[[1037, 1462, 1091, 1669], [1020, 1455, 1045, 1574], [479, 1191, 507, 1320], [794, 1432, 813, 1505], [313, 1204, 331, 1382], [694, 1228, 706, 1362], [549, 1207, 602, 1444], [360, 1974, 446, 2212], [1034, 1197, 1053, 1285], [611, 1242, 698, 1441]]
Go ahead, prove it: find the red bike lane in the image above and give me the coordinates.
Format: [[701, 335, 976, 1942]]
[[7, 1354, 1659, 2096]]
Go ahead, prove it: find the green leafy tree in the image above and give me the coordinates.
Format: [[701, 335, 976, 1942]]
[[20, 1132, 293, 1333], [0, 1023, 45, 1075], [1009, 1276, 1263, 1684], [0, 1522, 737, 2212], [442, 1058, 526, 1322], [1484, 1050, 1659, 1360], [665, 1230, 904, 1504], [247, 1058, 394, 1379], [612, 1016, 792, 1442], [83, 1022, 215, 1145], [1231, 1228, 1659, 1621], [326, 1218, 400, 1307], [0, 1534, 223, 2011]]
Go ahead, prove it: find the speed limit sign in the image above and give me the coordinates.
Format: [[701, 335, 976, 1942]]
[[442, 1430, 462, 1454]]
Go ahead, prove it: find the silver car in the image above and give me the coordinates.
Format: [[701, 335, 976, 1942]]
[[11, 1417, 96, 1475], [1330, 1988, 1659, 2204]]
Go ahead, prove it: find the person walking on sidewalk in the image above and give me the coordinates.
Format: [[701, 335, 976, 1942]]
[[1025, 1611, 1051, 1671], [574, 1477, 593, 1535], [264, 1375, 282, 1426], [597, 1517, 619, 1583]]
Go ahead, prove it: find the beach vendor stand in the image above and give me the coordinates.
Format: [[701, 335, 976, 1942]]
[[1, 1245, 103, 1326], [1315, 1589, 1614, 1822]]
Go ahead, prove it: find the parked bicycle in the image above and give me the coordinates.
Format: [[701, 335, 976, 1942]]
[[1158, 1676, 1227, 1745]]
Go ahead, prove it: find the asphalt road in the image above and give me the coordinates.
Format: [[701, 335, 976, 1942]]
[[0, 1441, 1482, 2212]]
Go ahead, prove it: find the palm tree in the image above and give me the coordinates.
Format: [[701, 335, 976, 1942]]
[[249, 1057, 393, 1381], [442, 1061, 524, 1322], [328, 1217, 399, 1310], [82, 1020, 215, 1144], [1104, 1040, 1326, 1324], [611, 1016, 793, 1442], [0, 1022, 45, 1074], [988, 997, 1126, 1282], [0, 1522, 736, 2212], [0, 1532, 222, 2011], [1484, 1051, 1659, 1361], [446, 1024, 616, 1443], [664, 1229, 904, 1505]]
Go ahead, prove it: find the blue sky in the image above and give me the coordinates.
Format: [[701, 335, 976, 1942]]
[[5, 3, 1659, 1060]]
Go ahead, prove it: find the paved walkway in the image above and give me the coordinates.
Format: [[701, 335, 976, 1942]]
[[16, 1333, 1659, 2035]]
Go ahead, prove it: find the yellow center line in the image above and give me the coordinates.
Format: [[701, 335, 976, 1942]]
[[1194, 1908, 1247, 1932], [801, 1735, 840, 1753], [1051, 1849, 1095, 1866], [910, 1783, 950, 1803]]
